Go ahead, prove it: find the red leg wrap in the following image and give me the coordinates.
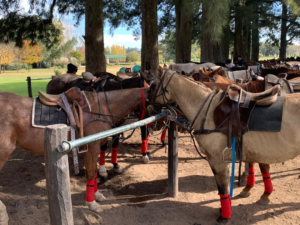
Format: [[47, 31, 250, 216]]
[[247, 166, 255, 186], [147, 135, 150, 141], [141, 140, 148, 154], [219, 194, 232, 219], [262, 173, 273, 193], [161, 129, 167, 142], [111, 147, 118, 163], [86, 180, 95, 202], [99, 151, 106, 166], [94, 172, 98, 193]]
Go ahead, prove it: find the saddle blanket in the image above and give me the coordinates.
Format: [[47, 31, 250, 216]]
[[248, 96, 285, 132], [32, 97, 69, 128]]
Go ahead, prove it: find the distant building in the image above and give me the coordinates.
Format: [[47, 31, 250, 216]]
[[105, 55, 126, 64]]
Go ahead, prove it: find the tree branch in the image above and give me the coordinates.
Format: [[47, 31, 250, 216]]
[[49, 0, 57, 22]]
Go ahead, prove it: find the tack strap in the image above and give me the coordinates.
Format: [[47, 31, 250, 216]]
[[60, 93, 80, 174], [139, 88, 146, 119], [230, 137, 236, 197]]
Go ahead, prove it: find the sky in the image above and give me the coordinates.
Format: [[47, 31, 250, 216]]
[[19, 0, 142, 49]]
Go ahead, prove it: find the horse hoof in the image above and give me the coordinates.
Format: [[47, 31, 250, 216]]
[[239, 190, 251, 198], [86, 200, 103, 213], [98, 165, 108, 178], [113, 166, 123, 174], [146, 152, 153, 159], [94, 191, 106, 202], [0, 200, 8, 225], [257, 198, 270, 205], [161, 141, 166, 147], [216, 216, 229, 224], [142, 155, 150, 164]]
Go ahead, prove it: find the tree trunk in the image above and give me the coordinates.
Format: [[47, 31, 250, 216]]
[[175, 0, 192, 63], [251, 11, 259, 62], [234, 8, 251, 62], [201, 4, 230, 62], [280, 3, 288, 59], [212, 22, 230, 63], [85, 0, 106, 74], [141, 0, 159, 75]]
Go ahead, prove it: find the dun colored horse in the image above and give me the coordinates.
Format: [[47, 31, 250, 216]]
[[150, 68, 300, 223]]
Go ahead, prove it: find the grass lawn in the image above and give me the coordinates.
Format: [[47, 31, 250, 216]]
[[0, 65, 134, 98]]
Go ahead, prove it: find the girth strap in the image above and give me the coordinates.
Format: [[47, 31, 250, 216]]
[[60, 93, 80, 174]]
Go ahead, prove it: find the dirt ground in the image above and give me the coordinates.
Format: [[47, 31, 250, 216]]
[[1, 129, 300, 225]]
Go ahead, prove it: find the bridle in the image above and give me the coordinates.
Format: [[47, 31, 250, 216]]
[[149, 69, 219, 160], [150, 69, 177, 105]]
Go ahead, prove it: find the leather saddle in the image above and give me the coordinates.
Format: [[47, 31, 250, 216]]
[[265, 74, 294, 95], [38, 87, 92, 139], [214, 84, 280, 148]]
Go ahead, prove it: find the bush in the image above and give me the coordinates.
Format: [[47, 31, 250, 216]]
[[70, 57, 81, 67], [53, 57, 69, 68], [54, 69, 62, 75], [5, 63, 27, 70], [41, 61, 52, 68], [126, 51, 140, 62]]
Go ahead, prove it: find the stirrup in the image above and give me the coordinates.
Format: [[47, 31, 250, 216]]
[[78, 144, 88, 153], [222, 147, 232, 163]]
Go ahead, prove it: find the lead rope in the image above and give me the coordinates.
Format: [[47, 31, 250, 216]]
[[60, 93, 80, 174]]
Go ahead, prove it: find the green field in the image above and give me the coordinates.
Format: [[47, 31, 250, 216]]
[[0, 65, 129, 98]]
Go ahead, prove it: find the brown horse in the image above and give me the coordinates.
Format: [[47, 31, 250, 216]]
[[0, 87, 149, 214], [46, 71, 163, 177]]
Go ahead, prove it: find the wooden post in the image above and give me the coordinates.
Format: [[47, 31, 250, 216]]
[[168, 121, 178, 197], [44, 124, 74, 225], [26, 76, 32, 98]]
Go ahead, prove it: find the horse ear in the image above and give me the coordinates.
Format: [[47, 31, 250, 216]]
[[139, 70, 148, 80], [209, 67, 222, 77], [158, 66, 164, 77], [164, 64, 168, 68]]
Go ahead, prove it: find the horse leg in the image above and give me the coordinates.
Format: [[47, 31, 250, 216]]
[[239, 162, 256, 198], [0, 200, 8, 225], [257, 163, 273, 205], [140, 126, 151, 164], [209, 159, 231, 223], [85, 148, 104, 213], [111, 134, 123, 174], [0, 131, 16, 171], [93, 172, 106, 202], [0, 135, 15, 225], [98, 142, 108, 178], [160, 128, 167, 146]]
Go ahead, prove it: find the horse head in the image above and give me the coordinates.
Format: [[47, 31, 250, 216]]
[[139, 70, 155, 86]]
